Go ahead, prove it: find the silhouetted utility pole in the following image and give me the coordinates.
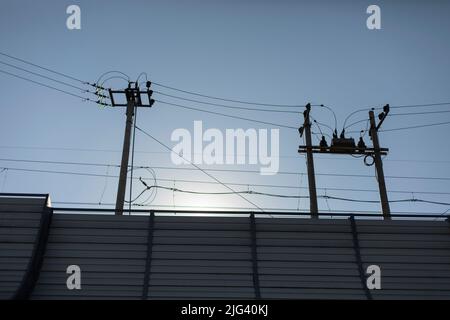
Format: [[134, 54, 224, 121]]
[[299, 103, 319, 217], [298, 104, 391, 220], [369, 110, 391, 219], [109, 82, 154, 215]]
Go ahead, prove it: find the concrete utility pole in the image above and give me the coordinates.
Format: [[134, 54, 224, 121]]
[[369, 110, 391, 219], [110, 82, 154, 215], [115, 90, 135, 215], [300, 103, 319, 217]]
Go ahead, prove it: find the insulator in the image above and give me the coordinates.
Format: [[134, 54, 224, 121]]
[[333, 129, 338, 139], [320, 136, 328, 152], [358, 137, 367, 150]]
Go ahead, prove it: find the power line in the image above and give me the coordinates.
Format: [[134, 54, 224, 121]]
[[0, 69, 110, 106], [136, 166, 450, 181], [310, 116, 335, 136], [0, 163, 435, 194], [2, 50, 449, 114], [324, 195, 450, 206], [0, 69, 86, 101], [0, 60, 93, 95], [2, 162, 450, 200], [131, 184, 450, 206], [317, 105, 338, 131], [153, 90, 300, 113], [343, 107, 377, 129], [390, 110, 450, 116], [152, 81, 304, 108], [134, 125, 265, 212], [0, 158, 118, 168], [2, 158, 450, 181], [0, 51, 87, 84], [1, 166, 114, 178], [343, 102, 450, 129], [155, 99, 298, 129], [2, 145, 450, 164], [391, 102, 450, 109], [380, 121, 450, 132], [344, 118, 369, 130], [96, 71, 130, 85], [347, 119, 450, 134], [146, 186, 450, 205]]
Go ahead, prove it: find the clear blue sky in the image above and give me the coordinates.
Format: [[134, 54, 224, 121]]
[[0, 0, 449, 214]]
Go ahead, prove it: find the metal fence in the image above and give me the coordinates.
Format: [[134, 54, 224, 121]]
[[1, 193, 450, 300]]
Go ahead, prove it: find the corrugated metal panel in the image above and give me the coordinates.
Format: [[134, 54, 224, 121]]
[[1, 197, 450, 300], [31, 214, 148, 299], [257, 217, 364, 299], [355, 219, 450, 299], [0, 195, 47, 299], [147, 215, 255, 299]]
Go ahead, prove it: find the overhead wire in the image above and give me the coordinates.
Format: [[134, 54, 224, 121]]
[[390, 102, 450, 109], [109, 183, 450, 207], [2, 162, 450, 196], [317, 104, 338, 131], [136, 72, 148, 84], [154, 99, 298, 129], [1, 50, 449, 114], [152, 81, 305, 108], [2, 158, 450, 181], [1, 145, 450, 164], [380, 121, 450, 132], [153, 90, 300, 113], [1, 51, 450, 211], [390, 110, 450, 116], [0, 69, 110, 106], [0, 51, 87, 84], [0, 60, 96, 96], [134, 125, 265, 212], [95, 71, 130, 86]]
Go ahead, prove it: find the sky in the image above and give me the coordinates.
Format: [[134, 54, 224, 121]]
[[0, 0, 449, 215]]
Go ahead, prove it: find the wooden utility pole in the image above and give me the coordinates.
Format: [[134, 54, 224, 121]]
[[369, 110, 391, 219], [110, 82, 154, 215], [302, 103, 319, 217]]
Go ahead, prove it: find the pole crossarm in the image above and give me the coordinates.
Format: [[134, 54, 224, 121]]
[[298, 146, 389, 156], [109, 81, 155, 108]]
